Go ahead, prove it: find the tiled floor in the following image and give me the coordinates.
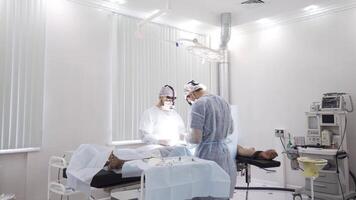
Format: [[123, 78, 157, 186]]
[[232, 179, 298, 200], [232, 189, 296, 200]]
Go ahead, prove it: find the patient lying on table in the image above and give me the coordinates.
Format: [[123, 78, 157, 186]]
[[68, 143, 277, 195], [106, 144, 278, 171], [105, 145, 186, 170], [106, 145, 190, 170], [67, 143, 277, 196], [66, 144, 190, 195], [237, 145, 278, 160]]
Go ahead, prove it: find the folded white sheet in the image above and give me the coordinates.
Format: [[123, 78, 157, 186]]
[[66, 144, 111, 195], [66, 144, 191, 196], [123, 156, 231, 200]]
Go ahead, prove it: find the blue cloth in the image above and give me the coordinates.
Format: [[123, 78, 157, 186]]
[[190, 94, 237, 200]]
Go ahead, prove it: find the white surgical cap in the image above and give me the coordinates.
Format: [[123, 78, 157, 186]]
[[184, 80, 206, 95], [159, 85, 174, 97]]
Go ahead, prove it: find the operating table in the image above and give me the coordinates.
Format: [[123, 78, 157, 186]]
[[62, 157, 281, 189], [55, 155, 285, 200], [235, 155, 296, 200], [61, 158, 230, 200], [235, 155, 281, 186], [63, 168, 141, 189]]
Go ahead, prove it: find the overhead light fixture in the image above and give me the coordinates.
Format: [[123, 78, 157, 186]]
[[303, 5, 319, 12], [241, 0, 264, 4], [176, 38, 224, 62], [176, 38, 199, 47]]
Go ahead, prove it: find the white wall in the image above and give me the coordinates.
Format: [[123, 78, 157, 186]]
[[0, 154, 27, 200], [0, 0, 213, 199], [1, 0, 112, 199], [229, 7, 356, 187], [28, 1, 113, 199], [2, 0, 356, 198]]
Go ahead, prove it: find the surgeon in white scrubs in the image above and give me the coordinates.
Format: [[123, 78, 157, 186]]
[[139, 85, 186, 146]]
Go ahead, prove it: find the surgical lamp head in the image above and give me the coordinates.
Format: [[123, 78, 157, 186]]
[[176, 38, 223, 62], [176, 38, 199, 48]]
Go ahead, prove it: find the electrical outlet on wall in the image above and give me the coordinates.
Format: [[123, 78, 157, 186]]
[[275, 128, 285, 138]]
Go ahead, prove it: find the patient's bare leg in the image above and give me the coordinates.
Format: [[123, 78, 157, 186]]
[[259, 150, 278, 160], [237, 145, 256, 157], [237, 145, 278, 160]]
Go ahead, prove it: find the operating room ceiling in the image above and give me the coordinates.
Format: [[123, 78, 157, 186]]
[[91, 0, 356, 32]]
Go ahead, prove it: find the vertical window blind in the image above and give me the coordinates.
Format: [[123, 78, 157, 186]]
[[0, 0, 45, 150], [111, 15, 218, 142]]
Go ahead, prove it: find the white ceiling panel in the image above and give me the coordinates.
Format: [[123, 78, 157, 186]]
[[86, 0, 356, 32]]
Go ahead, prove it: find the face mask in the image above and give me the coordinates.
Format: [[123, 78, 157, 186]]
[[162, 101, 174, 111], [186, 99, 192, 106], [186, 99, 196, 106], [186, 92, 197, 106]]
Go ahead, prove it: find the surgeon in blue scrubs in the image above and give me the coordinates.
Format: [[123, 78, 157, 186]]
[[184, 80, 237, 200]]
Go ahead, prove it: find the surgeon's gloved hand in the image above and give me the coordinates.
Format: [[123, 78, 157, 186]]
[[179, 133, 187, 141]]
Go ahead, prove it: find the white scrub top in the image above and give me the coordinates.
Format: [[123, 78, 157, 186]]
[[139, 106, 185, 145]]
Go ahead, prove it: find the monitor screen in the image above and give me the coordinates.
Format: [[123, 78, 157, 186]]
[[322, 97, 340, 109], [322, 114, 335, 124]]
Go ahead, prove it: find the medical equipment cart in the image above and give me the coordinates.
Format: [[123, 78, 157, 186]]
[[48, 155, 80, 200], [293, 111, 356, 200]]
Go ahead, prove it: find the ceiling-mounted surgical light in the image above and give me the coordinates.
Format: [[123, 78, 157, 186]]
[[175, 38, 199, 47], [176, 38, 224, 63]]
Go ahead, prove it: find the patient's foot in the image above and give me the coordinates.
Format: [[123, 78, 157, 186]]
[[259, 149, 278, 160], [107, 152, 126, 170]]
